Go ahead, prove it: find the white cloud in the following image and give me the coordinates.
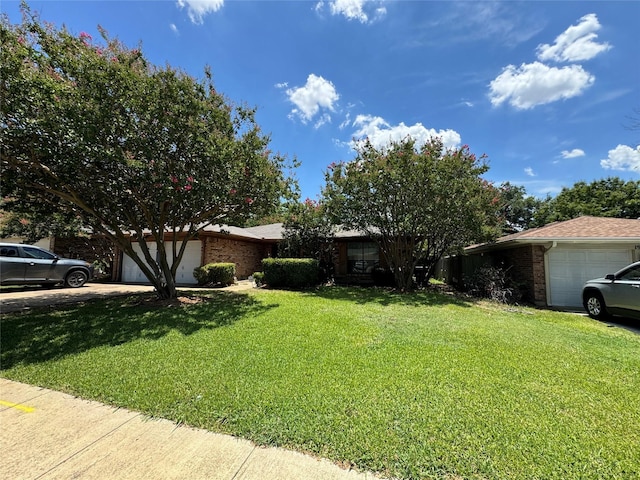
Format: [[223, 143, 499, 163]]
[[286, 74, 339, 124], [315, 0, 387, 24], [561, 148, 585, 159], [524, 167, 536, 177], [350, 114, 461, 150], [169, 23, 179, 34], [600, 145, 640, 173], [518, 179, 564, 198], [314, 113, 332, 130], [537, 14, 611, 63], [177, 0, 224, 25], [489, 62, 594, 109]]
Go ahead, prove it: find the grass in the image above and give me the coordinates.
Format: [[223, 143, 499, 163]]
[[2, 287, 639, 479]]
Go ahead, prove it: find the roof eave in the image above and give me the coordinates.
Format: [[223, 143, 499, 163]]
[[465, 236, 640, 254]]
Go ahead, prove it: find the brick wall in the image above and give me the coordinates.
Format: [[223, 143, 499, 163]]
[[202, 236, 273, 279], [500, 245, 547, 306], [531, 245, 547, 306]]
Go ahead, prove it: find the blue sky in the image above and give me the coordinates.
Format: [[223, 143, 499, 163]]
[[3, 1, 639, 200]]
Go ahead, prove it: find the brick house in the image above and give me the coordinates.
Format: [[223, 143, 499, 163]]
[[118, 224, 282, 285], [118, 223, 387, 286], [442, 216, 640, 308]]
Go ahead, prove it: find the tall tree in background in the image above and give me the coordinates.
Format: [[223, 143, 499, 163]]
[[1, 6, 293, 299], [532, 177, 640, 227], [324, 137, 500, 291], [496, 182, 541, 233]]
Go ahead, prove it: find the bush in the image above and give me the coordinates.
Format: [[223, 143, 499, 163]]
[[252, 271, 265, 287], [262, 258, 319, 289], [372, 267, 395, 287], [465, 265, 522, 304], [193, 262, 235, 287]]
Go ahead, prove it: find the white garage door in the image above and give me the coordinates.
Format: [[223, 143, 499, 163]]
[[122, 240, 202, 285], [547, 247, 632, 307]]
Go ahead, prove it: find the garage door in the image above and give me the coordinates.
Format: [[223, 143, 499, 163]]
[[547, 248, 633, 307], [122, 241, 202, 285]]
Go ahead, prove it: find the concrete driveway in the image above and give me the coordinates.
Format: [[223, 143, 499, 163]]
[[0, 281, 256, 314], [0, 283, 156, 314]]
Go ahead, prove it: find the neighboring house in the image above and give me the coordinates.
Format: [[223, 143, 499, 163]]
[[118, 224, 282, 285], [442, 216, 640, 308], [117, 223, 388, 286]]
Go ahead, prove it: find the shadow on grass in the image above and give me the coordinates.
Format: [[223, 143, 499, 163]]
[[304, 284, 474, 308], [0, 291, 274, 369]]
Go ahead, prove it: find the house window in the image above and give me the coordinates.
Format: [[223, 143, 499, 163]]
[[347, 242, 379, 274]]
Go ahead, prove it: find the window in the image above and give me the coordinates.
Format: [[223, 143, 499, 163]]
[[619, 265, 640, 282], [23, 247, 56, 260], [0, 246, 19, 257], [347, 242, 379, 274]]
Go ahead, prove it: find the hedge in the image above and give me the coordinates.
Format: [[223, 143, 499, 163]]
[[193, 262, 235, 286], [262, 258, 319, 289]]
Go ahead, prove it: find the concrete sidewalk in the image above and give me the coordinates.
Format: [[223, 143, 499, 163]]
[[0, 379, 381, 480]]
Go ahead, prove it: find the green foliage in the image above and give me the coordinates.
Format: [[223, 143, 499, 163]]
[[280, 198, 334, 281], [0, 197, 86, 242], [324, 136, 501, 291], [193, 262, 235, 286], [465, 264, 523, 304], [0, 5, 293, 298], [262, 258, 319, 289], [252, 271, 265, 287], [496, 182, 542, 233], [533, 177, 640, 226]]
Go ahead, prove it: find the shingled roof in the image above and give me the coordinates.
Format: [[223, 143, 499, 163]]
[[466, 216, 640, 253]]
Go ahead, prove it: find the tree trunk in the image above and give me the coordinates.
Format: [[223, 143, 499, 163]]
[[392, 264, 414, 292]]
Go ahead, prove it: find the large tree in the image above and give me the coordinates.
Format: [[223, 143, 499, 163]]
[[1, 6, 293, 299], [532, 177, 640, 227], [323, 137, 500, 291], [496, 182, 541, 233]]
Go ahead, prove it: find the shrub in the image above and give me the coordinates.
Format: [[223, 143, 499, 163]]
[[193, 262, 235, 287], [252, 271, 265, 287], [262, 258, 319, 289], [465, 265, 522, 304], [372, 267, 395, 287]]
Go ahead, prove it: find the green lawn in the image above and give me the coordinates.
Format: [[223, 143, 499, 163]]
[[2, 287, 639, 479]]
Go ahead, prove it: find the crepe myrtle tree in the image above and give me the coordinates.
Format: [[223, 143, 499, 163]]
[[0, 5, 295, 299], [323, 136, 501, 291]]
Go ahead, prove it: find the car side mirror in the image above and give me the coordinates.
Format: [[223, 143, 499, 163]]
[[605, 274, 615, 280]]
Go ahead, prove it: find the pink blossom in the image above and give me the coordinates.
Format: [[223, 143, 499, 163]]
[[187, 176, 194, 182], [79, 32, 92, 45], [245, 197, 254, 205], [170, 176, 178, 183], [229, 188, 237, 195], [184, 184, 192, 191]]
